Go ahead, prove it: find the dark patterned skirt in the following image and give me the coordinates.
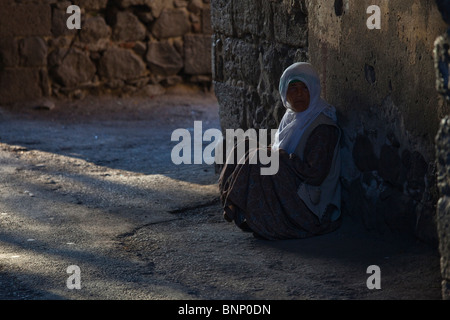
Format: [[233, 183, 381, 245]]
[[218, 143, 341, 240]]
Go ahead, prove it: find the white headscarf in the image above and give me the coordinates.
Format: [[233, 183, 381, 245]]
[[271, 62, 337, 154]]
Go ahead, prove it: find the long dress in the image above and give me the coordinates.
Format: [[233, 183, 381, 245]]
[[218, 124, 341, 240]]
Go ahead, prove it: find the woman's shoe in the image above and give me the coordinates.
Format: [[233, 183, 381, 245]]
[[238, 220, 252, 232], [223, 211, 233, 222], [223, 204, 236, 222]]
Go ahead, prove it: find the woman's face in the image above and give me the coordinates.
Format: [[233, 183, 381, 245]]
[[286, 81, 310, 112]]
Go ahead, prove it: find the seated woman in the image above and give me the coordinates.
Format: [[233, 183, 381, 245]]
[[218, 62, 342, 240]]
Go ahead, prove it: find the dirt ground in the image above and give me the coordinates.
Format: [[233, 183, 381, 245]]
[[0, 92, 443, 301]]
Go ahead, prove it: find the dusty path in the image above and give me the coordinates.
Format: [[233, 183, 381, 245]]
[[0, 93, 443, 300]]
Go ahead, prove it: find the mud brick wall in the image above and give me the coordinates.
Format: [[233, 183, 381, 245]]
[[211, 0, 448, 247], [0, 0, 213, 105]]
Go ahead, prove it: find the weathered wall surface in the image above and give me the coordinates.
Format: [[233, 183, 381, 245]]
[[434, 0, 450, 300], [0, 0, 212, 105], [308, 0, 447, 244], [435, 117, 450, 300], [212, 0, 448, 246]]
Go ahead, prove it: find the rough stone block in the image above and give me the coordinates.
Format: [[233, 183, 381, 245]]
[[79, 16, 111, 45], [272, 0, 308, 47], [146, 41, 183, 76], [433, 116, 450, 299], [184, 34, 211, 75], [232, 0, 263, 38], [0, 68, 42, 105], [436, 116, 450, 195], [49, 48, 96, 87], [132, 41, 147, 57], [136, 9, 154, 24], [112, 11, 147, 42], [187, 0, 203, 14], [222, 38, 260, 87], [437, 196, 450, 280], [152, 9, 190, 39], [210, 0, 233, 36], [213, 81, 246, 131], [442, 279, 450, 300], [19, 37, 48, 67], [148, 0, 167, 19], [99, 47, 147, 81]]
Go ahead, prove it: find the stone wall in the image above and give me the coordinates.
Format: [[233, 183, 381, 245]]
[[0, 0, 213, 105], [435, 117, 450, 300], [434, 0, 450, 300], [212, 0, 448, 246], [211, 0, 308, 132]]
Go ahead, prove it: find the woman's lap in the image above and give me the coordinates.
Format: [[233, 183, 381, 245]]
[[218, 147, 339, 240]]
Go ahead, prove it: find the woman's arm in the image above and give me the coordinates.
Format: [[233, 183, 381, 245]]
[[288, 124, 339, 186]]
